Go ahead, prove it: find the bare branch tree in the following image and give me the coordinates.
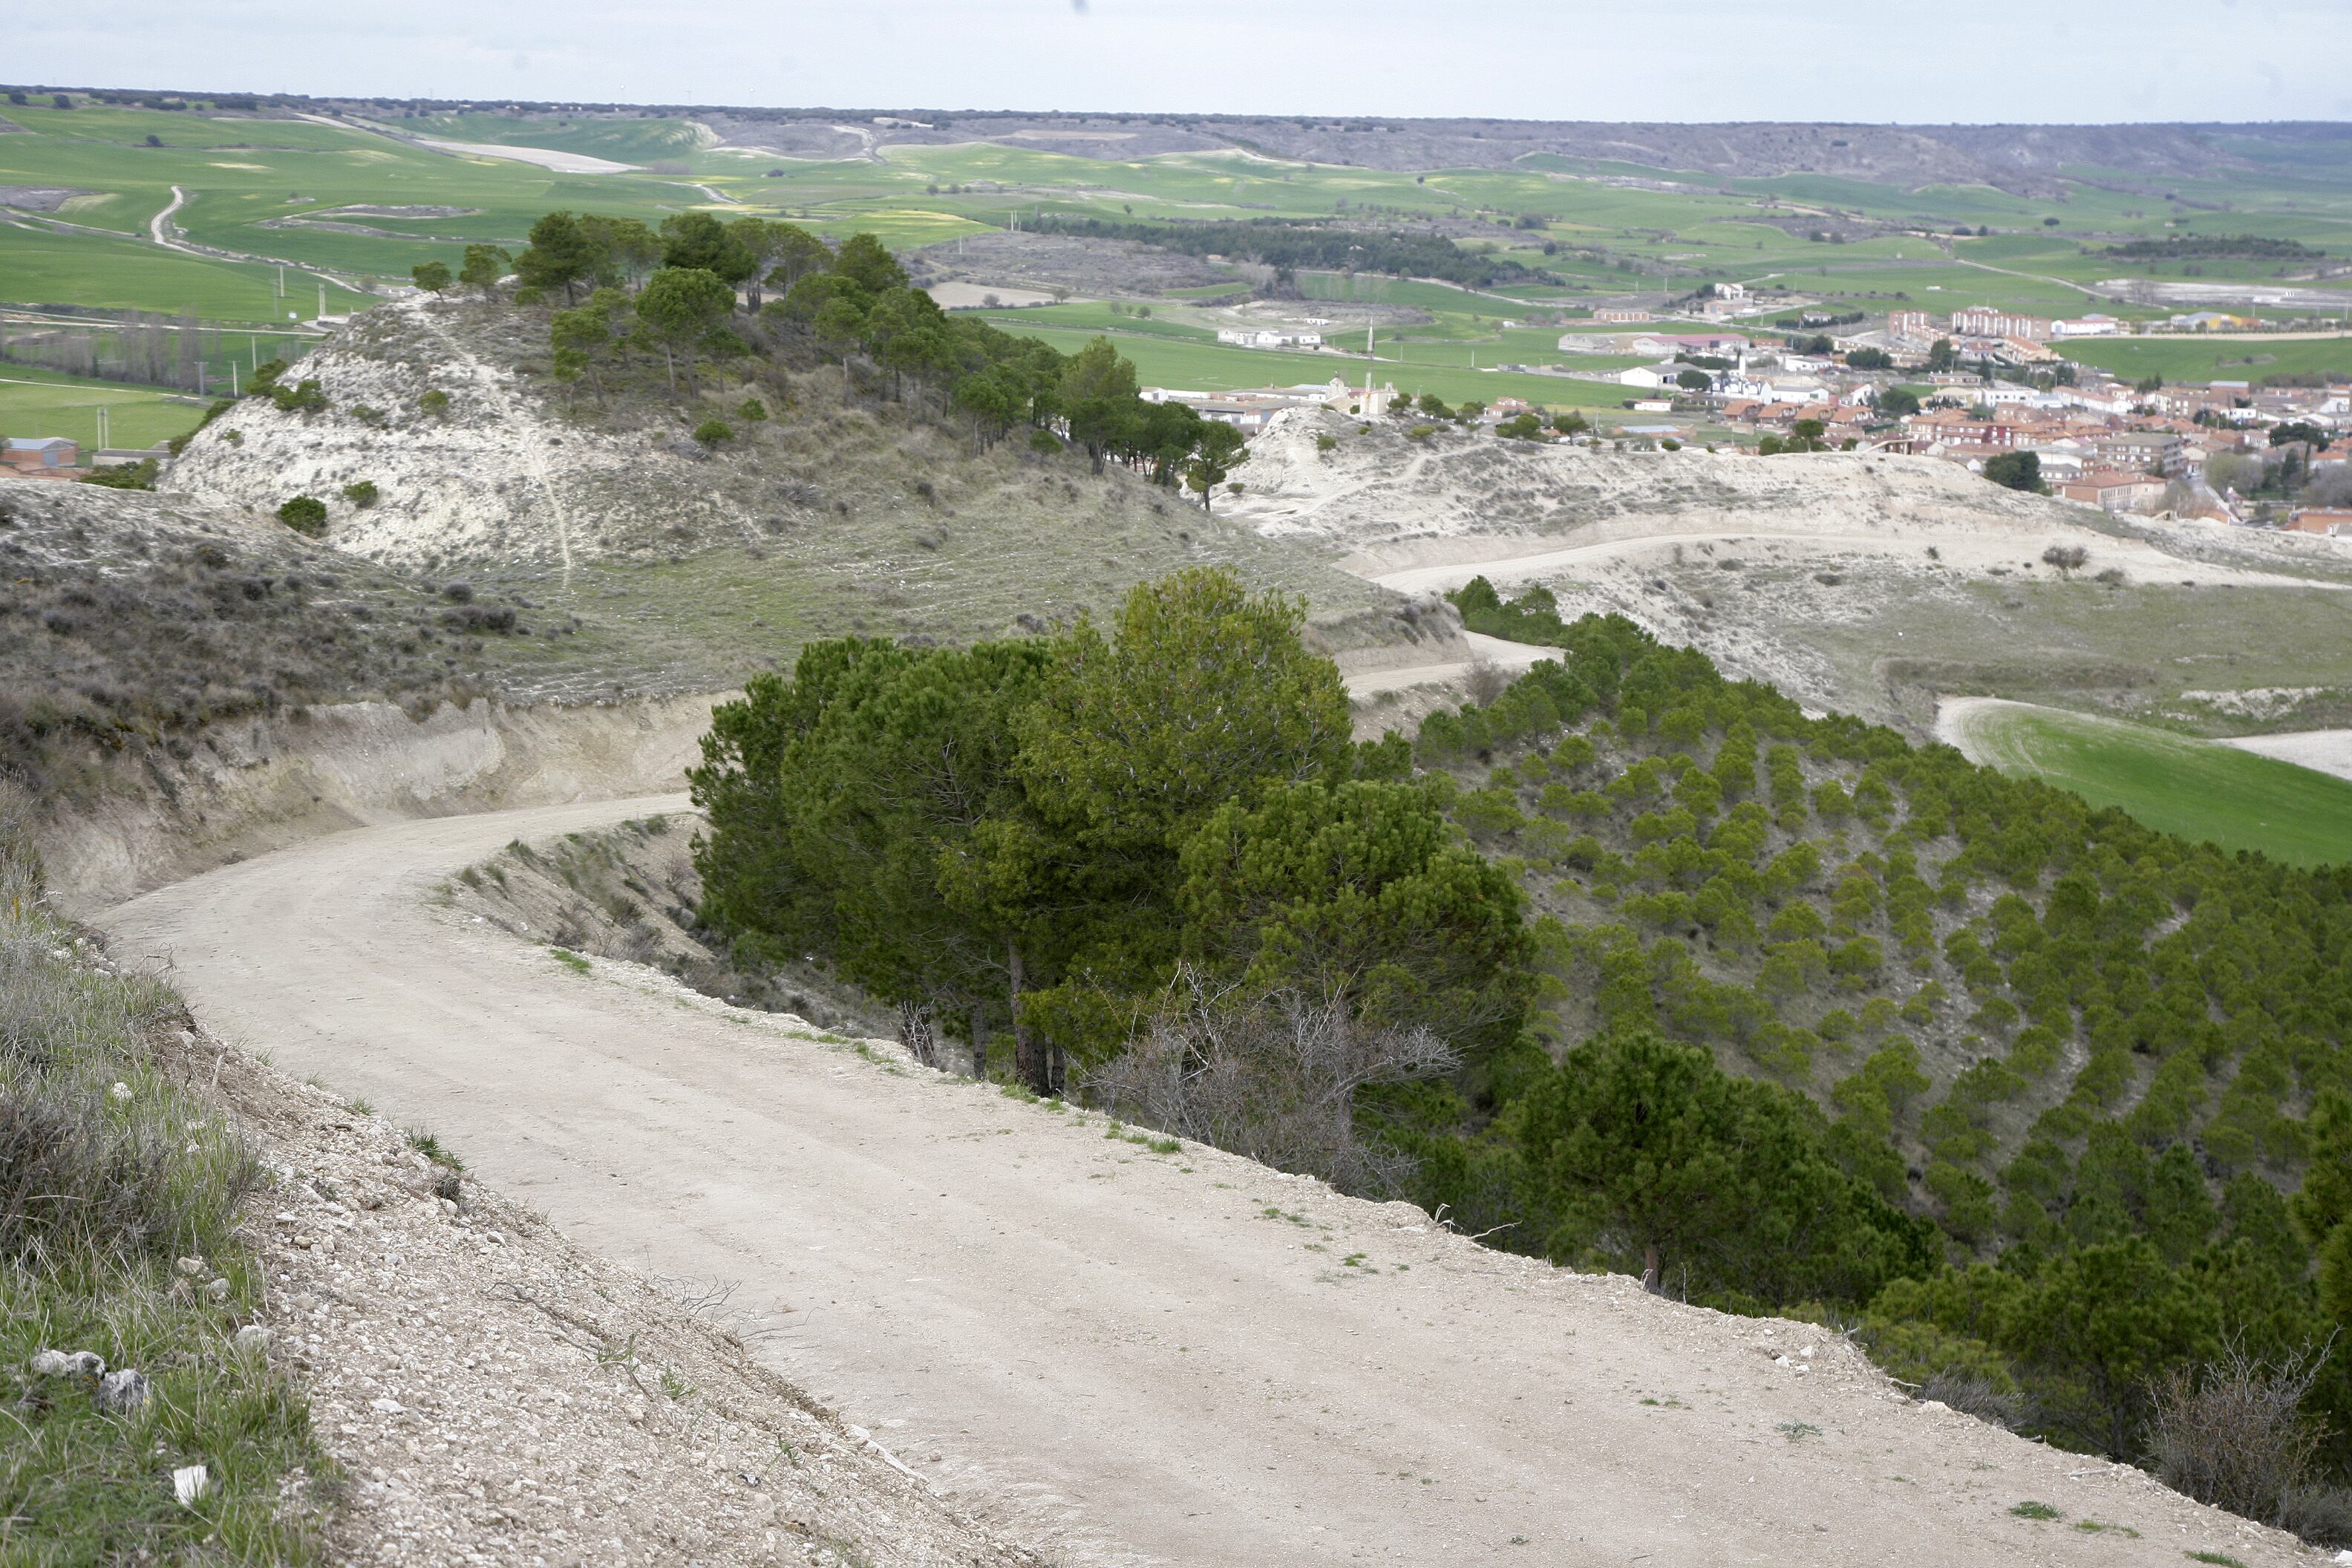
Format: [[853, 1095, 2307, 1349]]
[[1079, 965, 1458, 1196], [2146, 1333, 2334, 1526]]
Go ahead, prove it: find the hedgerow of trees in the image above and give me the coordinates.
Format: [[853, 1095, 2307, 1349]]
[[1030, 215, 1558, 290]]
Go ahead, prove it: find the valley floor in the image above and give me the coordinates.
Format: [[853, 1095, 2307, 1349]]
[[95, 797, 2317, 1567]]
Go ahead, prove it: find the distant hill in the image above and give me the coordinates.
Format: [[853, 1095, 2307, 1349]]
[[19, 85, 2351, 193]]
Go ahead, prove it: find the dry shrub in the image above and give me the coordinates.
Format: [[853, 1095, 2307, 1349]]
[[1463, 656, 1510, 706], [2146, 1336, 2333, 1529], [1921, 1370, 2029, 1431], [1079, 967, 1458, 1195], [2278, 1483, 2352, 1547]]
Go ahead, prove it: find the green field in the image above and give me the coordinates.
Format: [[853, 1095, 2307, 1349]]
[[0, 366, 212, 451], [2058, 334, 2352, 384], [1955, 702, 2352, 867], [969, 319, 1639, 414], [7, 101, 2352, 436]]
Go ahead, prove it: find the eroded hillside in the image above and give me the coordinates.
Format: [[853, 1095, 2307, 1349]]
[[1231, 415, 2352, 736]]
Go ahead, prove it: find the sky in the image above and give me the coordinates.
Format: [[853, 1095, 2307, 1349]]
[[16, 0, 2352, 124]]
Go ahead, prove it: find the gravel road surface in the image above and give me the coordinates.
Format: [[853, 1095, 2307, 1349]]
[[96, 798, 2311, 1567]]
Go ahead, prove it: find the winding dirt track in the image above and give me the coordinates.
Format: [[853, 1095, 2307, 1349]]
[[97, 800, 2307, 1567]]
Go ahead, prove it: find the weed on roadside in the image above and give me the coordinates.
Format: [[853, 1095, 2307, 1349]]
[[0, 781, 334, 1558], [405, 1128, 464, 1171]]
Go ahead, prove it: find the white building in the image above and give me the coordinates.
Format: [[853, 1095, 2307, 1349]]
[[1216, 327, 1324, 349], [1618, 362, 1698, 391]]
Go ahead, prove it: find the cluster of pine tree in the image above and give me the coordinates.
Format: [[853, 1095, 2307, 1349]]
[[696, 564, 2352, 1506], [428, 212, 1248, 502], [690, 569, 1530, 1122], [1400, 576, 2352, 1502]]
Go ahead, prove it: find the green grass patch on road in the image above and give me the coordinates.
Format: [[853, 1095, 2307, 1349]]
[[1956, 703, 2352, 867]]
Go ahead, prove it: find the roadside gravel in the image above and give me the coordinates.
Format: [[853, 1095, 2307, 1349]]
[[208, 1022, 1041, 1567]]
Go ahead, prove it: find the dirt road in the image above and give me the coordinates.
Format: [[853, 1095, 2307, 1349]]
[[97, 800, 2307, 1567], [1365, 529, 2342, 599]]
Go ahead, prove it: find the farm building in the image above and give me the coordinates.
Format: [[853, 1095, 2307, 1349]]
[[1, 437, 82, 475], [2060, 473, 2169, 514]]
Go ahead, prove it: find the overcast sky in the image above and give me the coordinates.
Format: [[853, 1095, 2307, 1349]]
[[19, 1, 2352, 125]]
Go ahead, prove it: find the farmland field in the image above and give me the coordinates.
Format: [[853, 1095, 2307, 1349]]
[[1947, 700, 2352, 868], [6, 99, 2352, 433], [2058, 334, 2352, 385], [0, 365, 212, 451], [965, 320, 1639, 411]]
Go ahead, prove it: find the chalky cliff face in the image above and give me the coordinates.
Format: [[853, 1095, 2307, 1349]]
[[163, 298, 727, 569]]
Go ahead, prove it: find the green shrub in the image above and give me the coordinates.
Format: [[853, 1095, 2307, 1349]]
[[275, 496, 327, 536], [736, 397, 768, 422], [270, 378, 327, 415], [693, 419, 734, 448], [79, 460, 157, 491], [340, 480, 379, 509], [417, 389, 450, 419]]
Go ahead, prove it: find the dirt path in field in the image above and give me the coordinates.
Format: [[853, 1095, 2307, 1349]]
[[95, 797, 2311, 1567]]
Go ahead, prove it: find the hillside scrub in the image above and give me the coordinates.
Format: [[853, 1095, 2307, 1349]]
[[0, 484, 552, 799], [0, 780, 333, 1556], [1414, 574, 2352, 1510], [707, 561, 2352, 1524]]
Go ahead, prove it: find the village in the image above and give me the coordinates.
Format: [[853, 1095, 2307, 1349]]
[[1134, 279, 2352, 540]]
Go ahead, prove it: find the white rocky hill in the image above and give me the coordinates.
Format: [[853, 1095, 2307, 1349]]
[[165, 297, 777, 569]]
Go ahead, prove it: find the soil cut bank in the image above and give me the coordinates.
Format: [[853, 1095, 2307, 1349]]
[[95, 795, 2313, 1567]]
